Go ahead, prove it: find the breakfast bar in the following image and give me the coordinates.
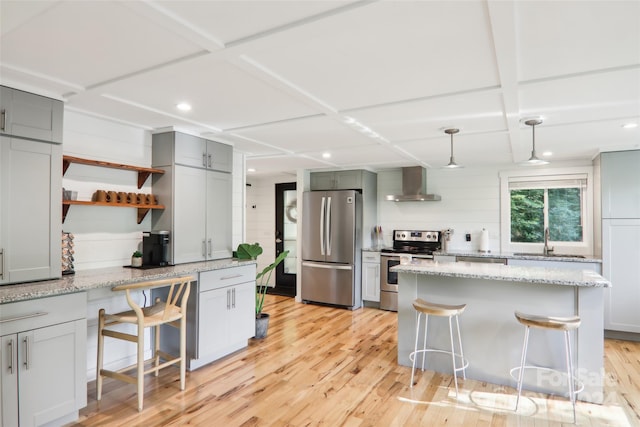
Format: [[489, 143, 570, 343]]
[[393, 260, 611, 403]]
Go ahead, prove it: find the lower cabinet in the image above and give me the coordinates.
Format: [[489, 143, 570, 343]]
[[0, 293, 86, 427], [362, 251, 380, 302], [159, 265, 256, 371]]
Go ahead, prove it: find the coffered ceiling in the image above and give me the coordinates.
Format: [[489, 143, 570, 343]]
[[1, 0, 639, 175]]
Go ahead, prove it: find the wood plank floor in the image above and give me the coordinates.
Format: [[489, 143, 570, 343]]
[[71, 295, 640, 426]]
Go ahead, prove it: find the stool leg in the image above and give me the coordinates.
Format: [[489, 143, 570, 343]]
[[448, 315, 459, 397], [96, 309, 105, 402], [410, 312, 421, 387], [455, 314, 466, 380], [515, 325, 530, 410], [421, 313, 429, 371], [564, 330, 577, 423]]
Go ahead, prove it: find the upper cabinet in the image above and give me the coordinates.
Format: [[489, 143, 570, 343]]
[[151, 131, 233, 264], [1, 86, 63, 144], [310, 170, 368, 191], [601, 150, 640, 219], [154, 131, 232, 173]]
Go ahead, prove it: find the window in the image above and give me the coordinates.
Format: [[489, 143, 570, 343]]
[[500, 168, 593, 253]]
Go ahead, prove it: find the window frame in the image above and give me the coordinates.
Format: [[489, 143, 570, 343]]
[[499, 166, 594, 255]]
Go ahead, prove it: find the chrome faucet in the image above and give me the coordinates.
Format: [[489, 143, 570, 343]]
[[543, 227, 554, 255]]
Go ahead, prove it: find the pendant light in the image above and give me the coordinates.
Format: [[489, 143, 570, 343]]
[[444, 128, 463, 168], [522, 119, 549, 165]]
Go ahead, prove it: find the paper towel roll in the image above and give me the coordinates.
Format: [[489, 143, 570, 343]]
[[480, 228, 489, 253]]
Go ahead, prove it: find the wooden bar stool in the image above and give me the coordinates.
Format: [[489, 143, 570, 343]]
[[96, 275, 193, 412], [510, 311, 583, 423], [410, 298, 468, 396]]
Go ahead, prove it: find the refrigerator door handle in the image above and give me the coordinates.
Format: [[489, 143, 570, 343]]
[[320, 196, 326, 255], [326, 196, 332, 256], [302, 261, 352, 271]]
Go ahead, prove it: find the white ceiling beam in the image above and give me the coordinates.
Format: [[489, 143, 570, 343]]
[[486, 0, 523, 163]]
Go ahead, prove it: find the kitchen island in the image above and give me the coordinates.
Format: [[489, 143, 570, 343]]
[[393, 259, 610, 403]]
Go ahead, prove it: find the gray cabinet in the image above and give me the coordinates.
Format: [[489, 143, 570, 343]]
[[152, 132, 233, 264], [0, 293, 87, 427], [154, 131, 232, 173], [601, 150, 640, 219], [0, 86, 63, 144], [362, 251, 380, 302], [0, 136, 62, 284], [310, 170, 366, 190], [159, 265, 256, 370]]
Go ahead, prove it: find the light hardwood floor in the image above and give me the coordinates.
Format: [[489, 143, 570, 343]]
[[72, 295, 640, 426]]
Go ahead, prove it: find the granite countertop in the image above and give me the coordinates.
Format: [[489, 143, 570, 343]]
[[392, 258, 610, 288], [434, 250, 602, 263], [0, 258, 257, 304]]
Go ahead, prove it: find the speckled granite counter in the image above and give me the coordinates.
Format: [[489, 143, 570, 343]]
[[392, 259, 610, 287], [0, 258, 256, 304], [434, 249, 602, 263], [396, 259, 608, 403]]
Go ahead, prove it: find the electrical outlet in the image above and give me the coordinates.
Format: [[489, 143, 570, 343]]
[[465, 233, 471, 242]]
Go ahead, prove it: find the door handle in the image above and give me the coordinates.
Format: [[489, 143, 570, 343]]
[[202, 153, 207, 167], [207, 154, 212, 168], [202, 240, 206, 257], [23, 336, 29, 370], [208, 239, 212, 256], [320, 197, 326, 255], [226, 289, 230, 310], [7, 339, 14, 374], [0, 109, 5, 132], [326, 196, 332, 256], [232, 288, 236, 308]]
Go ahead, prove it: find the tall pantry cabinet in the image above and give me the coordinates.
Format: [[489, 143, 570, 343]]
[[0, 86, 62, 284], [151, 131, 233, 264], [600, 150, 640, 333]]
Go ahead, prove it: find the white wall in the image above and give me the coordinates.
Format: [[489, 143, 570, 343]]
[[377, 167, 501, 253]]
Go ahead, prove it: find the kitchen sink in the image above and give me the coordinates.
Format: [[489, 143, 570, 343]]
[[514, 252, 586, 259]]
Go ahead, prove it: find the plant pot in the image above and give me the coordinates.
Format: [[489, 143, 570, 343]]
[[131, 256, 142, 267], [255, 313, 270, 339]]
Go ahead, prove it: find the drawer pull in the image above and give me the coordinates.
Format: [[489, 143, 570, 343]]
[[7, 339, 14, 374], [0, 311, 48, 324], [220, 274, 242, 281], [23, 336, 29, 370]]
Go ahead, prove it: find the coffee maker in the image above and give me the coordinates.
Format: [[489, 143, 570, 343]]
[[142, 230, 170, 266]]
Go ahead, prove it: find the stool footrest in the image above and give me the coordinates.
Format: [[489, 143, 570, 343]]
[[410, 349, 469, 373], [509, 365, 585, 395]]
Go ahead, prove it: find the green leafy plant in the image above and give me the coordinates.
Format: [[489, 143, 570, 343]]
[[235, 243, 263, 260], [132, 250, 143, 258], [255, 250, 289, 317]]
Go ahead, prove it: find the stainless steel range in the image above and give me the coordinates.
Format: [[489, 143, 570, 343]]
[[380, 230, 442, 311]]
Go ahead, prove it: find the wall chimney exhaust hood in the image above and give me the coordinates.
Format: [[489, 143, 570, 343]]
[[385, 166, 441, 202]]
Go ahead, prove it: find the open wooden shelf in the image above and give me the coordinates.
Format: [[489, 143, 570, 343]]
[[62, 200, 165, 224], [62, 155, 165, 189]]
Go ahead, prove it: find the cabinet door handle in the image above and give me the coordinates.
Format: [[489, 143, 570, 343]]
[[232, 288, 236, 308], [202, 153, 207, 167], [0, 109, 6, 132], [208, 239, 212, 257], [226, 289, 230, 310], [207, 154, 212, 168], [23, 336, 30, 370], [0, 311, 47, 324], [202, 240, 206, 257], [0, 248, 4, 280], [7, 339, 14, 374]]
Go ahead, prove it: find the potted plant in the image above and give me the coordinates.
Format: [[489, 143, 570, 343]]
[[131, 250, 143, 267], [235, 243, 289, 339]]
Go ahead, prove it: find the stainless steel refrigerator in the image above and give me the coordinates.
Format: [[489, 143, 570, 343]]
[[301, 190, 362, 309]]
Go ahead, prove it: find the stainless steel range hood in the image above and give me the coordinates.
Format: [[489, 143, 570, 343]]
[[385, 166, 441, 202]]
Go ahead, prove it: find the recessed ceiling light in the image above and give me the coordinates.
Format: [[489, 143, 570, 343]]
[[542, 151, 553, 157], [247, 168, 256, 173], [622, 123, 638, 129], [176, 103, 192, 111], [322, 152, 331, 159]]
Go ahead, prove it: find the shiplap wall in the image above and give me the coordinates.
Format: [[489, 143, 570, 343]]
[[377, 167, 502, 252], [63, 110, 245, 380]]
